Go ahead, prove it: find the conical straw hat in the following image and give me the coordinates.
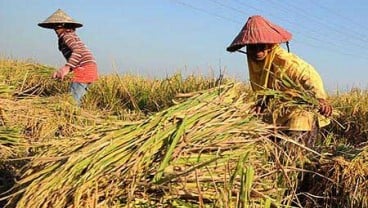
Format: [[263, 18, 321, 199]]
[[38, 9, 83, 29], [227, 15, 292, 52]]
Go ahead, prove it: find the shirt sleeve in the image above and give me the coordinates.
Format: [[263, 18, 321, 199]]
[[62, 33, 83, 69], [282, 56, 327, 99]]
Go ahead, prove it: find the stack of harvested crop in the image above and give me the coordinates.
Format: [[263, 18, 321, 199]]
[[2, 83, 310, 207]]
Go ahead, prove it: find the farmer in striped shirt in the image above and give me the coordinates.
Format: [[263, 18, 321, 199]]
[[226, 15, 333, 147], [38, 9, 98, 105]]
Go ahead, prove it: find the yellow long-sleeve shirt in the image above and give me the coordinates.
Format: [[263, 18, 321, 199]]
[[247, 45, 330, 131]]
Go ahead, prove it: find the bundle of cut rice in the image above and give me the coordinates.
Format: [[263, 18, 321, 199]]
[[3, 83, 306, 208]]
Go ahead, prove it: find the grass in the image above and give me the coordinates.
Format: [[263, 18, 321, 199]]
[[0, 58, 367, 207]]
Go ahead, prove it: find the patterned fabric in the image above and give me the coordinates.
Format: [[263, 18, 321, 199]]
[[247, 44, 330, 131], [58, 29, 98, 83]]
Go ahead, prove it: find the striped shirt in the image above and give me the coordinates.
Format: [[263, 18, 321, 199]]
[[58, 29, 98, 83], [58, 30, 96, 69]]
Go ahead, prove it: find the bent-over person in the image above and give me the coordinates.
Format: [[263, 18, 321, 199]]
[[38, 9, 98, 105], [226, 15, 332, 147]]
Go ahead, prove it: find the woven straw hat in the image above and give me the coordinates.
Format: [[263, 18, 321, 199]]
[[227, 15, 292, 52], [38, 9, 83, 29]]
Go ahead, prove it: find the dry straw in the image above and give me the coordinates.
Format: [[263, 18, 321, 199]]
[[2, 83, 299, 207], [0, 59, 367, 207]]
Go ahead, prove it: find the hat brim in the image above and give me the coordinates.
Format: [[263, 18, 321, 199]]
[[226, 44, 246, 52], [226, 15, 291, 53], [38, 22, 83, 29]]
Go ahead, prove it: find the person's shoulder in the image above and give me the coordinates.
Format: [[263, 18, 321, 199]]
[[274, 46, 293, 59], [273, 46, 315, 71], [64, 30, 78, 37], [275, 47, 307, 63], [62, 30, 79, 41], [273, 46, 291, 66]]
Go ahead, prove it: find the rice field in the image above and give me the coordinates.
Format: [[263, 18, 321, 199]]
[[0, 59, 367, 208]]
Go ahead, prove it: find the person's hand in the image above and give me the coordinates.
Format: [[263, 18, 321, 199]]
[[250, 97, 268, 115], [52, 66, 70, 80], [52, 70, 59, 79], [251, 105, 265, 115], [318, 98, 332, 117]]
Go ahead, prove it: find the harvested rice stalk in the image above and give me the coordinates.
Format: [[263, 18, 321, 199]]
[[0, 93, 140, 143], [0, 127, 22, 159], [3, 82, 361, 208], [3, 83, 297, 208], [0, 59, 68, 97], [309, 147, 368, 208]]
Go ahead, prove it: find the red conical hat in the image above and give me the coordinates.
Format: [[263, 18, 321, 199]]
[[227, 15, 292, 52]]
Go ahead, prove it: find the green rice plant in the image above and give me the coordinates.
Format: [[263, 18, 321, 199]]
[[253, 69, 322, 122]]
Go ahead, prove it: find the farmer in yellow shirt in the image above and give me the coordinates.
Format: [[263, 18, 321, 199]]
[[226, 15, 332, 147]]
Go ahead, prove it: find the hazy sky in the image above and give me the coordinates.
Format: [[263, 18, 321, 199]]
[[1, 0, 368, 91]]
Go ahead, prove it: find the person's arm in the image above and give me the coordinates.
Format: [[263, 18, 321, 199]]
[[52, 65, 71, 80], [53, 32, 82, 80], [282, 62, 332, 117], [62, 32, 83, 69]]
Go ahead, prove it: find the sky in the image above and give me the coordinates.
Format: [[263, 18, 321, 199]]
[[1, 0, 368, 92]]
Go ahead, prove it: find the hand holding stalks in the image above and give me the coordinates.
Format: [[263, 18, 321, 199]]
[[52, 65, 70, 80], [318, 98, 332, 117], [251, 96, 270, 115]]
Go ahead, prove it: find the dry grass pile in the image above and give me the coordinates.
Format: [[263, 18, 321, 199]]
[[327, 88, 368, 146], [257, 81, 368, 207], [0, 59, 367, 207], [1, 58, 223, 115], [0, 82, 24, 203], [1, 83, 312, 208], [0, 82, 18, 156], [0, 59, 68, 97], [0, 94, 143, 143], [85, 73, 224, 114], [304, 89, 368, 207], [0, 127, 21, 160], [302, 147, 368, 208]]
